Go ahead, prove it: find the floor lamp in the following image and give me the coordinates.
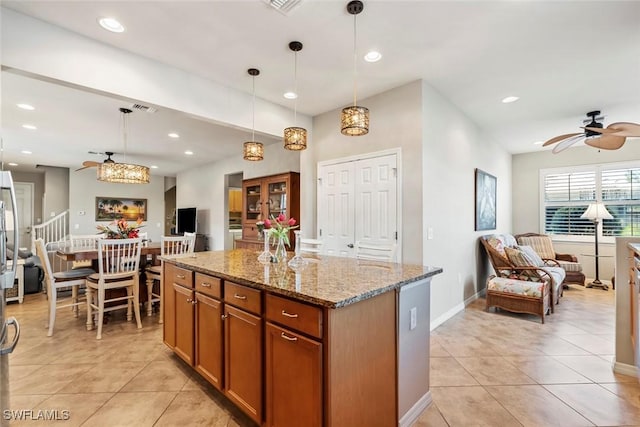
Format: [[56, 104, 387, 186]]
[[581, 202, 613, 290]]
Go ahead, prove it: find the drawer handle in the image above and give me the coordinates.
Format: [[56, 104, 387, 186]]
[[281, 332, 298, 342], [281, 310, 298, 318], [200, 282, 212, 288], [176, 274, 186, 279], [234, 294, 247, 300]]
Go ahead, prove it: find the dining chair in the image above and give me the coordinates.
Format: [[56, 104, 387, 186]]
[[85, 238, 143, 339], [145, 234, 196, 323], [355, 241, 397, 262], [35, 238, 95, 337], [67, 234, 104, 315]]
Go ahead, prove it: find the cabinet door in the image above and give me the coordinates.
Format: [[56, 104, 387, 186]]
[[264, 175, 290, 219], [174, 284, 195, 365], [243, 179, 263, 223], [163, 274, 176, 349], [265, 322, 322, 427], [195, 293, 223, 390], [224, 305, 262, 424]]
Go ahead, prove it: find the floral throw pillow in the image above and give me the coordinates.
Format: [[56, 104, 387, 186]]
[[504, 246, 540, 281], [487, 237, 505, 257]]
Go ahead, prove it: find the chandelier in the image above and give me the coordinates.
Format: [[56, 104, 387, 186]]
[[97, 108, 150, 184], [243, 68, 264, 161], [283, 41, 307, 151]]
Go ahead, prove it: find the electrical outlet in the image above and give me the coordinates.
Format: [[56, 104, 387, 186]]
[[410, 307, 417, 330], [78, 210, 86, 216]]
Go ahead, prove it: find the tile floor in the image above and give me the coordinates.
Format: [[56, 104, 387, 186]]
[[6, 285, 640, 426]]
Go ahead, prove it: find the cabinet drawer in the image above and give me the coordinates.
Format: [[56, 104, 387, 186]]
[[195, 273, 221, 299], [165, 263, 193, 288], [225, 281, 262, 315], [266, 294, 322, 339], [243, 225, 259, 240]]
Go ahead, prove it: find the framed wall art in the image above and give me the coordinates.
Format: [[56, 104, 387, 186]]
[[475, 169, 496, 231], [95, 197, 147, 221]]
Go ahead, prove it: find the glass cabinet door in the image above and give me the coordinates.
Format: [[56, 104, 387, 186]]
[[245, 183, 262, 221], [267, 180, 287, 218]]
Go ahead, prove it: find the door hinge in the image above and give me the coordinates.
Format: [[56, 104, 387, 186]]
[[319, 229, 322, 237], [392, 167, 397, 178], [395, 231, 398, 240]]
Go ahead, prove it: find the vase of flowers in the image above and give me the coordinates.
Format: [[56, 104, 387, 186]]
[[96, 218, 143, 239], [256, 221, 265, 240], [264, 214, 298, 264]]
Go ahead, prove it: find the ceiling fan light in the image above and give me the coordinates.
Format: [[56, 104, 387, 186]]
[[341, 106, 369, 136], [97, 162, 150, 184], [284, 127, 307, 150], [243, 141, 264, 161]]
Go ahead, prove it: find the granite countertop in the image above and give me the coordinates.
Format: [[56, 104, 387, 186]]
[[162, 249, 442, 308], [629, 243, 640, 254]]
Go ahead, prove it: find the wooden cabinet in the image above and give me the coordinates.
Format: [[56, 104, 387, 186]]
[[224, 304, 263, 424], [173, 283, 195, 365], [163, 263, 194, 351], [265, 294, 323, 427], [229, 189, 242, 213], [195, 292, 223, 390], [242, 172, 300, 241]]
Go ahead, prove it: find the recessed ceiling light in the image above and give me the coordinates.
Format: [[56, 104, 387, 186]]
[[98, 17, 125, 33], [184, 150, 194, 155], [150, 165, 159, 169], [502, 96, 519, 104], [533, 141, 544, 145], [364, 50, 382, 62], [283, 92, 297, 100], [22, 124, 37, 130], [8, 163, 18, 167], [17, 103, 35, 111], [21, 150, 32, 154], [168, 133, 180, 138]]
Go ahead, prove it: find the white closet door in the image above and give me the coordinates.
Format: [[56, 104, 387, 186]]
[[318, 162, 355, 257], [355, 154, 397, 247]]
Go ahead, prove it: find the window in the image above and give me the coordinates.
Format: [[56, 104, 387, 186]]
[[541, 163, 640, 241]]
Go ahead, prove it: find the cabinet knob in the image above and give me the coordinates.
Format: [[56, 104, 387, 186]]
[[280, 332, 298, 342], [221, 314, 227, 320], [281, 310, 298, 318], [186, 298, 192, 303]]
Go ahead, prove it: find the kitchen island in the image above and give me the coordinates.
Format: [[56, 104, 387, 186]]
[[161, 249, 442, 427]]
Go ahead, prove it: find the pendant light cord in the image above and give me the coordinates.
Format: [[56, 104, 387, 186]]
[[251, 76, 256, 142], [352, 12, 358, 107], [293, 50, 298, 126], [122, 111, 128, 163]]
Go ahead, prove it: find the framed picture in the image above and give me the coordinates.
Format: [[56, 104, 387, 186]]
[[475, 169, 496, 231], [95, 197, 147, 221]]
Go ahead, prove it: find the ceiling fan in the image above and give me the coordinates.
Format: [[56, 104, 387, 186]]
[[543, 110, 640, 153], [75, 151, 116, 171]]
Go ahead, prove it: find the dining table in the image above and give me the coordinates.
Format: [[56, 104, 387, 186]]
[[56, 241, 162, 264]]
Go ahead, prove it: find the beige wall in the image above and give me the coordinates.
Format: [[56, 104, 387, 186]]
[[512, 143, 640, 281], [40, 166, 69, 221], [177, 142, 300, 250], [421, 81, 512, 325], [68, 168, 166, 241], [11, 171, 44, 224]]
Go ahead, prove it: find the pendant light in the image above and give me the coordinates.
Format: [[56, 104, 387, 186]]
[[97, 108, 150, 184], [283, 41, 307, 151], [243, 68, 264, 161], [340, 0, 369, 136]]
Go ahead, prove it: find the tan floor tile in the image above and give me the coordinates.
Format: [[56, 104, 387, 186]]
[[431, 386, 522, 426], [599, 382, 640, 409], [430, 357, 479, 386], [413, 401, 449, 427], [429, 340, 450, 357], [560, 334, 615, 355], [9, 365, 44, 381], [455, 356, 536, 385], [154, 390, 231, 426], [485, 385, 594, 426], [10, 364, 93, 395], [504, 356, 592, 384], [120, 360, 191, 392], [544, 383, 640, 426], [18, 392, 113, 427], [436, 336, 499, 357], [8, 394, 51, 411], [553, 355, 637, 383], [82, 391, 176, 427], [63, 361, 147, 393]]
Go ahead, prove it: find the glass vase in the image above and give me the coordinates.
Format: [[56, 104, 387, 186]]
[[288, 230, 308, 272], [257, 229, 272, 264], [273, 235, 288, 264]]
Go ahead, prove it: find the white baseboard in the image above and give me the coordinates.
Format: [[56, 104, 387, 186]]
[[430, 289, 485, 331], [398, 391, 432, 427], [613, 360, 638, 377]]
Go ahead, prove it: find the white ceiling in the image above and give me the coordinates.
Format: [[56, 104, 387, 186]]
[[2, 0, 640, 175]]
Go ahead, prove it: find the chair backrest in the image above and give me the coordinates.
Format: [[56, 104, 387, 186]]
[[161, 235, 195, 256], [479, 234, 515, 274], [97, 238, 142, 277], [299, 237, 324, 255], [34, 238, 55, 286], [355, 241, 397, 262], [69, 234, 104, 250], [515, 233, 555, 259]]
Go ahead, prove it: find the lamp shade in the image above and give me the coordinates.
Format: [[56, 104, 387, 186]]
[[283, 126, 307, 150], [581, 202, 613, 220], [340, 106, 369, 136], [97, 162, 150, 184], [243, 141, 264, 161]]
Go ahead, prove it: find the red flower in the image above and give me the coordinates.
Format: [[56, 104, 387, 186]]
[[264, 219, 272, 228], [288, 218, 296, 226], [277, 213, 286, 223]]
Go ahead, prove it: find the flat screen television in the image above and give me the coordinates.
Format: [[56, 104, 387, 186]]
[[176, 207, 197, 234]]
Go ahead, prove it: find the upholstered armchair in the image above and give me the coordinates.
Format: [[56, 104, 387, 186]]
[[515, 233, 585, 287], [480, 234, 566, 323]]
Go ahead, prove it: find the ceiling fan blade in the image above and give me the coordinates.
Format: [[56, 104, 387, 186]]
[[585, 135, 626, 150], [552, 135, 585, 153], [75, 161, 100, 172], [604, 122, 640, 137], [542, 133, 582, 147]]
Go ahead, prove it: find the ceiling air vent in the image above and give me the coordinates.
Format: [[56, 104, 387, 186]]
[[262, 0, 303, 15], [129, 103, 157, 113]]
